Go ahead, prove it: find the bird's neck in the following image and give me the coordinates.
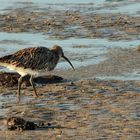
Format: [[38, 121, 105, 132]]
[[51, 50, 60, 58]]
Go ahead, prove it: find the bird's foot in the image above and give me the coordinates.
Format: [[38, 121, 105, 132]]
[[34, 94, 39, 98]]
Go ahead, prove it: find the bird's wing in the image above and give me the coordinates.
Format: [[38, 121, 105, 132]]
[[0, 47, 59, 70]]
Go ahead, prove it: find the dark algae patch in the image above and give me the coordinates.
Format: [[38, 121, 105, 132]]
[[0, 72, 63, 88]]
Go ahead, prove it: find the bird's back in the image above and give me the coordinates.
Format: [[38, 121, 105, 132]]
[[0, 47, 59, 71]]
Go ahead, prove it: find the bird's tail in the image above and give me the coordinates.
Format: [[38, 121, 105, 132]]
[[0, 55, 13, 68], [0, 55, 12, 63]]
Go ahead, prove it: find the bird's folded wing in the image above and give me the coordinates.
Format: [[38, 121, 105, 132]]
[[0, 47, 58, 70]]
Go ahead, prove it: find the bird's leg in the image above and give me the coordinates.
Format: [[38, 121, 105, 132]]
[[29, 75, 38, 97], [17, 76, 24, 102]]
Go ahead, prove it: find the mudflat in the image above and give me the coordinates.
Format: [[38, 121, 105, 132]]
[[0, 77, 139, 139], [0, 0, 140, 139]]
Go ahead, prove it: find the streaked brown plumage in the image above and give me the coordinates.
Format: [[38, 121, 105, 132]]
[[0, 45, 74, 102]]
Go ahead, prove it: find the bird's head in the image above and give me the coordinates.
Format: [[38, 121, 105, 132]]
[[51, 45, 75, 70]]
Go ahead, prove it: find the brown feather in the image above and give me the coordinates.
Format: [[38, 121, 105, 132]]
[[0, 47, 59, 71]]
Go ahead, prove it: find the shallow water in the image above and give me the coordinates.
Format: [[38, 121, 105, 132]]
[[101, 2, 140, 15], [1, 0, 140, 15], [0, 32, 140, 71], [0, 0, 105, 13]]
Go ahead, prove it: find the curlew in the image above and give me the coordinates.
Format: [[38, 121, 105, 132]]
[[0, 45, 74, 102]]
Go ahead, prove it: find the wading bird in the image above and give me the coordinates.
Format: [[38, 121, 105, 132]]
[[0, 45, 74, 102]]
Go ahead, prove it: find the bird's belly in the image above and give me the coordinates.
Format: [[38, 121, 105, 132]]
[[4, 64, 47, 77], [0, 63, 50, 77], [16, 67, 48, 77]]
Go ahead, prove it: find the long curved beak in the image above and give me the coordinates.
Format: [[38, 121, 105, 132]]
[[62, 55, 75, 70]]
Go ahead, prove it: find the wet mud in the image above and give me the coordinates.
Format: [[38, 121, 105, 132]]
[[0, 79, 139, 139], [0, 9, 140, 41]]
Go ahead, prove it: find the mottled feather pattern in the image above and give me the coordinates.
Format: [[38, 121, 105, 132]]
[[0, 47, 59, 71]]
